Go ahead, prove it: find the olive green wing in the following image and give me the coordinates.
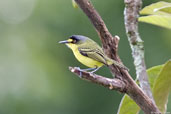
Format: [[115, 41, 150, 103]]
[[78, 47, 108, 65]]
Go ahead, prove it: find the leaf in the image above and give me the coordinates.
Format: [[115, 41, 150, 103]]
[[139, 1, 171, 29], [159, 6, 171, 14], [140, 1, 171, 15], [139, 15, 171, 29], [117, 95, 140, 114], [72, 0, 78, 9], [146, 65, 163, 89], [117, 60, 171, 114], [153, 60, 171, 113]]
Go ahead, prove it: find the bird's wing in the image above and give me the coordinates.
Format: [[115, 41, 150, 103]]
[[78, 47, 108, 65]]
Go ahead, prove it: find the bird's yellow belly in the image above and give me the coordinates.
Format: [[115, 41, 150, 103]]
[[73, 49, 104, 68]]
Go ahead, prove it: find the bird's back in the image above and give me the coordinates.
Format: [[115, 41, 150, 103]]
[[77, 38, 113, 66], [78, 38, 128, 70]]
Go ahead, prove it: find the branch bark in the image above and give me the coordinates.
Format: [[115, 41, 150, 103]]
[[72, 0, 161, 113], [69, 67, 126, 92], [124, 0, 154, 102]]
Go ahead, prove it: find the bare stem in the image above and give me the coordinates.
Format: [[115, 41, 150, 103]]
[[124, 0, 154, 103], [69, 67, 126, 92]]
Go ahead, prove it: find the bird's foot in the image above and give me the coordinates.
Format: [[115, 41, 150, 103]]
[[74, 67, 101, 78], [74, 67, 83, 78]]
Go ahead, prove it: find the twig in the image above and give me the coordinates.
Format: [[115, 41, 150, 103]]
[[124, 0, 154, 102], [73, 0, 161, 113], [69, 67, 126, 92]]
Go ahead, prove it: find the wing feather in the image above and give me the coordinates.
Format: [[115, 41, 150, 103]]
[[78, 48, 107, 65]]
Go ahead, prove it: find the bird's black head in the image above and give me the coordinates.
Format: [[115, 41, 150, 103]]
[[69, 35, 88, 44], [58, 35, 89, 44]]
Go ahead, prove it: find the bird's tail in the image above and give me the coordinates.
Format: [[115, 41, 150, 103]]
[[107, 59, 129, 71]]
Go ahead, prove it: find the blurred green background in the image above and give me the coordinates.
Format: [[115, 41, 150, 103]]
[[0, 0, 170, 114]]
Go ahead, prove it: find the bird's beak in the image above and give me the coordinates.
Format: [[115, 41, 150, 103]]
[[58, 40, 69, 44], [59, 39, 73, 44]]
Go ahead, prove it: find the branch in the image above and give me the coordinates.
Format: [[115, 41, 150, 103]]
[[75, 0, 127, 77], [73, 0, 161, 113], [124, 0, 154, 102], [69, 67, 126, 92]]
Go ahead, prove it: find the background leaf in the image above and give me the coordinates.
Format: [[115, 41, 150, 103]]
[[139, 15, 171, 29], [140, 1, 171, 15], [157, 6, 171, 14], [117, 60, 171, 114], [117, 95, 140, 114], [153, 60, 171, 113], [147, 65, 163, 89], [72, 0, 78, 8], [139, 1, 171, 29]]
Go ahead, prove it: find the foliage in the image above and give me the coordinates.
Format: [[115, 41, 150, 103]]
[[72, 0, 78, 8], [139, 1, 171, 29], [117, 60, 171, 114]]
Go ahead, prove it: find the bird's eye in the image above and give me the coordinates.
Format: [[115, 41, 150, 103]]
[[72, 39, 77, 44], [69, 36, 79, 44]]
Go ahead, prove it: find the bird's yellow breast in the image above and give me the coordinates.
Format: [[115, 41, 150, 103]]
[[66, 43, 104, 68]]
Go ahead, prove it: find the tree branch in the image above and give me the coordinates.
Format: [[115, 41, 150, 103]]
[[73, 0, 161, 113], [124, 0, 154, 102], [69, 67, 126, 92], [75, 0, 127, 77]]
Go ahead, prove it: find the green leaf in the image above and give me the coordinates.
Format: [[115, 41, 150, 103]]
[[153, 60, 171, 113], [139, 1, 171, 29], [140, 1, 171, 15], [117, 60, 171, 114], [139, 15, 171, 29], [159, 6, 171, 14], [72, 0, 78, 9], [117, 95, 140, 114], [147, 65, 163, 89]]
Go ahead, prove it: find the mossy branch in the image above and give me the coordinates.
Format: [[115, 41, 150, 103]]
[[124, 0, 155, 103]]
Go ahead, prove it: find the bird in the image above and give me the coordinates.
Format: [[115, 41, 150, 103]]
[[59, 35, 128, 74]]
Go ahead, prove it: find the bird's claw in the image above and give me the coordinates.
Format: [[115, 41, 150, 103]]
[[74, 67, 83, 78], [74, 67, 98, 78]]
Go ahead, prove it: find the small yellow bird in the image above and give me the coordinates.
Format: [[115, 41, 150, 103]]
[[59, 35, 128, 73]]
